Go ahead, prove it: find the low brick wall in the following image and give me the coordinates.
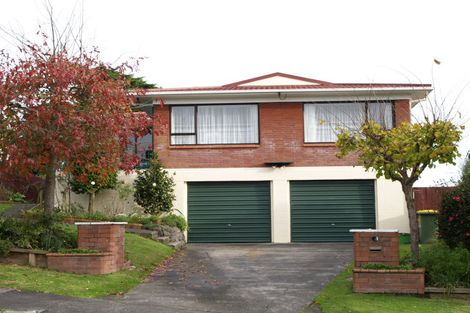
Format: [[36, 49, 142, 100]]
[[353, 231, 400, 267], [0, 248, 48, 268], [47, 252, 116, 275], [353, 268, 425, 294]]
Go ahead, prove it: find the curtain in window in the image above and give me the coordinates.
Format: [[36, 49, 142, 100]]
[[171, 106, 196, 144], [304, 103, 365, 142], [369, 102, 393, 129], [197, 105, 258, 144]]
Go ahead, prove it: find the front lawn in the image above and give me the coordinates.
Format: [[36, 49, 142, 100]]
[[0, 203, 12, 215], [0, 233, 174, 298], [315, 244, 470, 313]]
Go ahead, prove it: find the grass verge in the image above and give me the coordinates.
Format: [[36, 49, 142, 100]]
[[0, 233, 174, 298], [0, 203, 12, 215], [314, 244, 470, 313]]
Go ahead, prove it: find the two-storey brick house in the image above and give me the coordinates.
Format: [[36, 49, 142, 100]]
[[134, 72, 431, 243]]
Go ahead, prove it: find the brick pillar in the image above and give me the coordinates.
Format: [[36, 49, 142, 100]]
[[76, 222, 127, 270], [350, 229, 400, 267]]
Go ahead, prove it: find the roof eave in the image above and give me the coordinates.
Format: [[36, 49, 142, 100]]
[[136, 87, 432, 105]]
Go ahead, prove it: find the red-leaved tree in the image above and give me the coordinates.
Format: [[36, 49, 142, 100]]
[[0, 40, 152, 213]]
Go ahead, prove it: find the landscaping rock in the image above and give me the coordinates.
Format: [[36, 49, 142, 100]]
[[126, 226, 186, 249]]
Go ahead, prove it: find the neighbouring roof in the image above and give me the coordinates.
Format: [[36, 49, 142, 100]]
[[137, 72, 432, 104]]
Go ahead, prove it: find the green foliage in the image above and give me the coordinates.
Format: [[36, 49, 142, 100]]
[[400, 233, 411, 244], [439, 189, 470, 249], [0, 211, 77, 252], [8, 191, 26, 203], [337, 121, 462, 183], [0, 239, 13, 257], [315, 264, 470, 313], [58, 248, 99, 254], [107, 69, 157, 89], [133, 156, 175, 214], [362, 263, 414, 270], [161, 214, 187, 231], [439, 158, 470, 249], [62, 211, 160, 225], [417, 241, 470, 289]]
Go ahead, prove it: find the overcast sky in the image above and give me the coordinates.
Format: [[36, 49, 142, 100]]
[[1, 0, 469, 186]]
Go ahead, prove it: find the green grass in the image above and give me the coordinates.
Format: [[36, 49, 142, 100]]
[[0, 203, 12, 215], [315, 244, 470, 313], [0, 233, 174, 298]]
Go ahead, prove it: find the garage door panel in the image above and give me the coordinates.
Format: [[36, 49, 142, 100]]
[[291, 180, 376, 242], [188, 181, 271, 243]]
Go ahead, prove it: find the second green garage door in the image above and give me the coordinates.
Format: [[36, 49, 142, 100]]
[[187, 181, 271, 243], [291, 180, 376, 242]]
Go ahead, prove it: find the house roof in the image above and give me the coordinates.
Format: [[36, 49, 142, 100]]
[[137, 72, 432, 105], [144, 72, 431, 93]]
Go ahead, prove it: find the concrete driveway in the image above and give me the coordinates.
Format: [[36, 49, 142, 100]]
[[120, 243, 352, 313], [0, 244, 352, 313]]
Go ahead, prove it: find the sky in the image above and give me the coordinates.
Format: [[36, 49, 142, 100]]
[[0, 0, 469, 186]]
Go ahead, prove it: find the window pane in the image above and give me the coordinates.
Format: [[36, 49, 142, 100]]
[[171, 135, 196, 145], [171, 106, 195, 133], [197, 105, 258, 144], [304, 103, 365, 142], [369, 102, 393, 129]]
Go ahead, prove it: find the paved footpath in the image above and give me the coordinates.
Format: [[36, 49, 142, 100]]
[[0, 244, 352, 313]]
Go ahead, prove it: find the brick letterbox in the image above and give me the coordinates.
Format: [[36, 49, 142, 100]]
[[350, 229, 400, 267]]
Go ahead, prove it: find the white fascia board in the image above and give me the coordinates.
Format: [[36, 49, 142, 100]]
[[139, 87, 431, 105]]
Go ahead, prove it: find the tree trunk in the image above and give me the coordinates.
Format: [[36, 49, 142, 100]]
[[402, 184, 420, 259], [43, 158, 56, 214], [88, 192, 95, 214]]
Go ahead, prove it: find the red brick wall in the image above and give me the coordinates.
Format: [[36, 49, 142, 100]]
[[353, 268, 425, 294], [394, 99, 411, 125], [154, 100, 411, 168], [47, 253, 116, 275], [78, 224, 126, 269], [353, 232, 400, 267]]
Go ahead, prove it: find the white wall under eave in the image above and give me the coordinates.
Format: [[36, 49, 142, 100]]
[[169, 166, 410, 243]]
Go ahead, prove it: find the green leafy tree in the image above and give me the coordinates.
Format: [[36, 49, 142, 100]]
[[337, 120, 462, 258], [133, 155, 175, 214], [69, 162, 118, 214]]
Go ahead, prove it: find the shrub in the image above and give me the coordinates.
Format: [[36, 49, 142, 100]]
[[133, 155, 175, 215], [160, 214, 187, 231], [439, 157, 470, 249], [8, 191, 26, 203], [362, 263, 414, 270], [0, 239, 13, 257], [438, 188, 470, 249], [0, 210, 77, 252], [417, 241, 470, 289]]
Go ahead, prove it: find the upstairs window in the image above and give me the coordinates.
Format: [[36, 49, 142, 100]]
[[171, 104, 259, 145], [304, 102, 393, 143]]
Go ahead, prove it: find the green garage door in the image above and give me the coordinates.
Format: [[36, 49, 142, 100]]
[[291, 180, 375, 242], [188, 181, 271, 243]]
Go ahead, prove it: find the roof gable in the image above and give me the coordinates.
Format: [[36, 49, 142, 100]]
[[223, 72, 331, 87]]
